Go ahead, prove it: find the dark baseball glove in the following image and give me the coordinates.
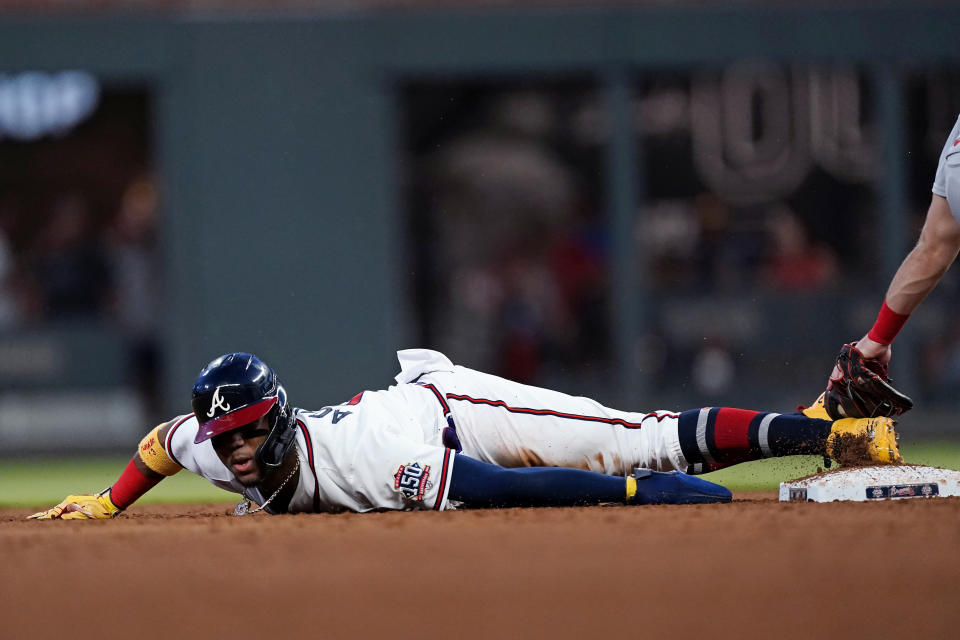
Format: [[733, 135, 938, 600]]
[[824, 343, 914, 419]]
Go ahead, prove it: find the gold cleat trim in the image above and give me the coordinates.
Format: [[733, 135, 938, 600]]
[[802, 392, 832, 421]]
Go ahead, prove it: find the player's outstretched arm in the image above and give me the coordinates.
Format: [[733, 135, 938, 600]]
[[446, 454, 730, 508], [857, 195, 960, 360], [817, 196, 960, 419], [28, 419, 185, 520]]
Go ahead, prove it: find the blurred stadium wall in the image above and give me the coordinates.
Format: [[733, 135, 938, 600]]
[[0, 2, 959, 453]]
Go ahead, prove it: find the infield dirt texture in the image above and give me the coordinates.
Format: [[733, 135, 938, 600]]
[[3, 493, 957, 639]]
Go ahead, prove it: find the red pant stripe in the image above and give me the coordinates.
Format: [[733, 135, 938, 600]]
[[444, 393, 660, 429]]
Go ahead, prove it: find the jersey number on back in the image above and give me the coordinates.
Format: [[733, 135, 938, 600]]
[[306, 407, 352, 424]]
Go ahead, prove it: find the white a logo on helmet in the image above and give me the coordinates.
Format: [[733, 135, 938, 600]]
[[207, 386, 231, 417]]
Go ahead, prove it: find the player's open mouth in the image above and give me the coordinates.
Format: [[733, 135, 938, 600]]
[[232, 459, 255, 474]]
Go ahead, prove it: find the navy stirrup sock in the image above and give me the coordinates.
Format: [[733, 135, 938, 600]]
[[448, 454, 627, 507], [677, 408, 833, 474], [447, 454, 732, 508]]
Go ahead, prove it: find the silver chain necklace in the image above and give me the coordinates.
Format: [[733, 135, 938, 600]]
[[234, 457, 300, 516]]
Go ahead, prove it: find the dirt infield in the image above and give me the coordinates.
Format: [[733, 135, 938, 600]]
[[3, 492, 957, 640]]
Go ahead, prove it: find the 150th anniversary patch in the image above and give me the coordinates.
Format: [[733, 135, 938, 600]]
[[394, 462, 432, 501]]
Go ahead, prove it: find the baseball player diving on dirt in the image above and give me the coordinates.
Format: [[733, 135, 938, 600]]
[[29, 349, 903, 519]]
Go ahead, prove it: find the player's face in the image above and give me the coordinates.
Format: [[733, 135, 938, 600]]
[[211, 417, 271, 487]]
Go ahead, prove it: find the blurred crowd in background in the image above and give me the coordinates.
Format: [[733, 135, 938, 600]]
[[0, 178, 158, 334], [3, 59, 960, 442], [0, 85, 162, 415]]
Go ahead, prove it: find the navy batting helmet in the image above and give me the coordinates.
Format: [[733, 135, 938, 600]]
[[191, 352, 298, 468]]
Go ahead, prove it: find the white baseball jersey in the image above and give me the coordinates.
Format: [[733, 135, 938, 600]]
[[163, 349, 688, 513], [933, 113, 960, 220]]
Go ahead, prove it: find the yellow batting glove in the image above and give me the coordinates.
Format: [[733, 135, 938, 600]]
[[27, 490, 121, 520]]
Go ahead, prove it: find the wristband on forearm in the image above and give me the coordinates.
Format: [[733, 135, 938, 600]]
[[138, 424, 182, 476], [867, 301, 910, 345]]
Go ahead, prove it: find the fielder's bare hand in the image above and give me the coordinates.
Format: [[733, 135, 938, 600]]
[[850, 335, 891, 363]]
